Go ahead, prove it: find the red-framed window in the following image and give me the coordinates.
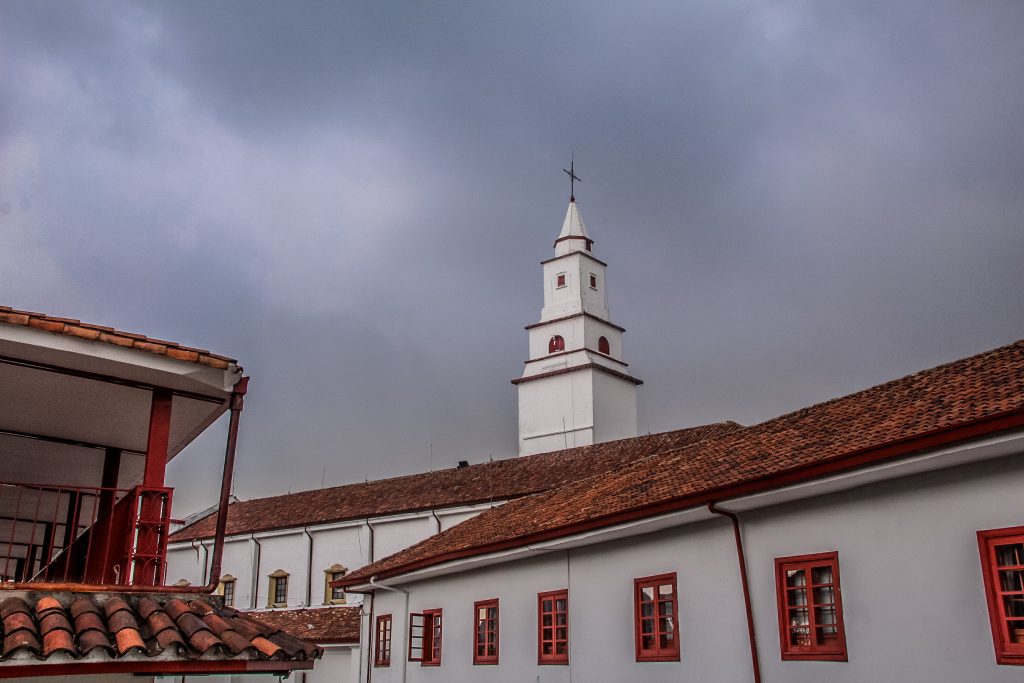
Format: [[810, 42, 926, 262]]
[[774, 552, 847, 661], [374, 614, 392, 667], [634, 573, 679, 661], [589, 273, 597, 289], [598, 336, 610, 354], [473, 599, 499, 664], [549, 335, 565, 353], [978, 526, 1024, 665], [556, 273, 567, 288], [538, 589, 569, 664], [409, 609, 442, 666]]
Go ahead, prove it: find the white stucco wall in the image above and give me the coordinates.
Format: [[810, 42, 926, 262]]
[[363, 448, 1024, 683]]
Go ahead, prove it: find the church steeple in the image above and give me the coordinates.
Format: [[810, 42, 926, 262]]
[[512, 176, 642, 456]]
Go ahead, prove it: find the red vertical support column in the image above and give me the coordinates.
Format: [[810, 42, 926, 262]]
[[133, 389, 173, 585]]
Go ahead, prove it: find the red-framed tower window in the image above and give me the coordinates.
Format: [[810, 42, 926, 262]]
[[556, 273, 567, 288], [978, 525, 1024, 665], [538, 589, 569, 664], [409, 609, 442, 666], [634, 573, 679, 661], [473, 599, 499, 664], [598, 336, 610, 354], [374, 614, 392, 667], [549, 335, 565, 353], [589, 273, 598, 289], [774, 551, 847, 661]]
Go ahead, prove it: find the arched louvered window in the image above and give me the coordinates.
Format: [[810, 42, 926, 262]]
[[598, 336, 610, 354], [549, 335, 565, 353]]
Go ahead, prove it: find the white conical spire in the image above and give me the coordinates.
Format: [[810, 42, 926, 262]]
[[557, 199, 591, 241]]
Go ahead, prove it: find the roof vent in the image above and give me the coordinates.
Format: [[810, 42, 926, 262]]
[[457, 460, 469, 469]]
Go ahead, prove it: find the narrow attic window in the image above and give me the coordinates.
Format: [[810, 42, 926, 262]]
[[978, 525, 1024, 665], [589, 273, 597, 289], [549, 335, 565, 353], [268, 569, 289, 608], [324, 564, 348, 604], [218, 574, 237, 607], [556, 273, 567, 288], [598, 336, 610, 355], [774, 552, 847, 661]]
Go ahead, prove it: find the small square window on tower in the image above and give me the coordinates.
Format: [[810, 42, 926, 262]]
[[556, 273, 567, 288], [589, 273, 597, 289]]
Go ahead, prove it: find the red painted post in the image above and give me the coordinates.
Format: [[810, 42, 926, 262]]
[[133, 390, 173, 584]]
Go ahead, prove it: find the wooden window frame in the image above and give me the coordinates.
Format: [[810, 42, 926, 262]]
[[549, 335, 565, 353], [221, 579, 235, 607], [324, 565, 348, 604], [267, 570, 289, 608], [598, 336, 610, 355], [538, 589, 569, 665], [633, 573, 680, 662], [978, 525, 1024, 665], [589, 273, 597, 289], [409, 608, 442, 666], [556, 272, 567, 288], [374, 614, 392, 667], [774, 551, 847, 661], [473, 599, 499, 665]]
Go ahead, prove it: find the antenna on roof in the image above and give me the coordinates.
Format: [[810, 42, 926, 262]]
[[320, 464, 326, 489], [488, 453, 494, 508], [429, 443, 434, 473]]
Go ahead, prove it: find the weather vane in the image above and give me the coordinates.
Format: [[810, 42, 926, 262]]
[[563, 154, 581, 201]]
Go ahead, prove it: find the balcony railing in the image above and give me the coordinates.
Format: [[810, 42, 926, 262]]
[[0, 480, 172, 588]]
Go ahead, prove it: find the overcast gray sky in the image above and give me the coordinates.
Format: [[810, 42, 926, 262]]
[[2, 1, 1022, 515]]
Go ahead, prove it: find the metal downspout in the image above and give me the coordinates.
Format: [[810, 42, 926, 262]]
[[304, 526, 314, 606], [369, 576, 409, 683], [708, 502, 761, 683], [364, 592, 375, 683], [205, 376, 249, 592], [249, 533, 262, 609]]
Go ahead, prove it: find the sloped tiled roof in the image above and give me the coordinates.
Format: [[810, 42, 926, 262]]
[[170, 421, 741, 541], [344, 339, 1024, 584], [0, 592, 319, 675], [0, 306, 237, 369], [246, 606, 360, 644]]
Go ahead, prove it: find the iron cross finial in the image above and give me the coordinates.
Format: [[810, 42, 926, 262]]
[[563, 154, 581, 201]]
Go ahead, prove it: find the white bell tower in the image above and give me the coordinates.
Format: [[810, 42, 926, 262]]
[[513, 172, 641, 455]]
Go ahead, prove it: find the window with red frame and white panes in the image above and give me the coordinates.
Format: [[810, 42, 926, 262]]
[[634, 573, 679, 662], [538, 590, 569, 664], [978, 526, 1024, 665], [774, 552, 847, 661]]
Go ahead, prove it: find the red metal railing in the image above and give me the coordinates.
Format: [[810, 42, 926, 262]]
[[0, 481, 172, 587]]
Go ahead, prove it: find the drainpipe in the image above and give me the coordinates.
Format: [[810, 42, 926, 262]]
[[364, 592, 375, 683], [369, 576, 409, 683], [429, 509, 441, 535], [206, 377, 249, 592], [708, 502, 761, 683], [304, 526, 314, 607], [364, 519, 375, 564], [199, 542, 210, 586], [249, 533, 262, 609]]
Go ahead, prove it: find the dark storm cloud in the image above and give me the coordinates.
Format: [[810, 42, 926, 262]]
[[2, 1, 1022, 513]]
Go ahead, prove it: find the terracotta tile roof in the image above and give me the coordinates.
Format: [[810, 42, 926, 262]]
[[344, 339, 1024, 584], [0, 591, 320, 673], [170, 421, 741, 542], [245, 606, 361, 644], [0, 306, 237, 369]]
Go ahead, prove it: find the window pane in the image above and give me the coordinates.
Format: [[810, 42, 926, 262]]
[[788, 607, 809, 627], [1009, 621, 1024, 643], [816, 625, 839, 644], [542, 627, 553, 640], [659, 617, 674, 635], [542, 642, 553, 655], [658, 600, 673, 616], [642, 635, 655, 650], [996, 542, 1024, 567], [816, 605, 837, 625], [813, 586, 835, 605], [641, 602, 655, 618], [1002, 595, 1024, 617], [641, 586, 655, 602], [811, 566, 833, 585], [787, 588, 807, 607], [556, 627, 567, 640], [555, 642, 567, 655], [556, 598, 566, 611], [543, 614, 552, 627], [999, 569, 1024, 593], [660, 631, 674, 648], [789, 626, 811, 646], [658, 583, 673, 597], [641, 618, 654, 634], [542, 598, 552, 611], [555, 613, 567, 626], [786, 569, 806, 587]]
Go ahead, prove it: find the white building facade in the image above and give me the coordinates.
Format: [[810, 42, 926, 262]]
[[514, 198, 641, 455]]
